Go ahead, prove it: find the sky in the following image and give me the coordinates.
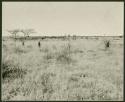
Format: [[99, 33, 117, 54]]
[[2, 2, 124, 36]]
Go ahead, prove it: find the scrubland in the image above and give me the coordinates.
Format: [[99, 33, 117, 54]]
[[2, 37, 123, 101]]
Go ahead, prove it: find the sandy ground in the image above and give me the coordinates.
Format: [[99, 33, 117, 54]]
[[2, 37, 123, 101]]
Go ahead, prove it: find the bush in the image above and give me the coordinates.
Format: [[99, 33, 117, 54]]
[[43, 52, 54, 61], [2, 57, 27, 81], [56, 43, 74, 64], [40, 72, 56, 93]]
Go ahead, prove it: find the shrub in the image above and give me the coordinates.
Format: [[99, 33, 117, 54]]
[[56, 43, 74, 64], [43, 52, 54, 61], [56, 53, 72, 64], [2, 57, 27, 81], [37, 72, 56, 100]]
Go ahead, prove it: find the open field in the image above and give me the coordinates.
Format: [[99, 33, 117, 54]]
[[2, 36, 123, 101]]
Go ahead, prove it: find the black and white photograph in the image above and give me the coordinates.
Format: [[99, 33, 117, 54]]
[[2, 2, 124, 101]]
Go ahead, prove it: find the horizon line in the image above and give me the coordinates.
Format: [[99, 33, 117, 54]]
[[2, 35, 123, 37]]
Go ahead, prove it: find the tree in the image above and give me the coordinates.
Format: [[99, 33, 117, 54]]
[[7, 29, 21, 53], [7, 28, 36, 46], [7, 29, 20, 40], [21, 29, 36, 38], [20, 29, 36, 46]]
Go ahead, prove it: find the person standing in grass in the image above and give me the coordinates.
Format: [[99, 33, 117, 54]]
[[38, 41, 41, 48]]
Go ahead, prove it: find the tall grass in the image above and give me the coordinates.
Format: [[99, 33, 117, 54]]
[[2, 56, 27, 81], [2, 38, 123, 101], [56, 42, 74, 64]]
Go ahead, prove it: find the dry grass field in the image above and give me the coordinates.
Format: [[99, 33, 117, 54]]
[[2, 36, 123, 101]]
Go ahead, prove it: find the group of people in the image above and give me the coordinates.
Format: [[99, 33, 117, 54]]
[[22, 41, 41, 48]]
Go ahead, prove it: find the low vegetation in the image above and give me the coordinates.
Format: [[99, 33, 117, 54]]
[[2, 36, 123, 101]]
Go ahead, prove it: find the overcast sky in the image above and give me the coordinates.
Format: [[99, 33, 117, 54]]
[[2, 2, 124, 36]]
